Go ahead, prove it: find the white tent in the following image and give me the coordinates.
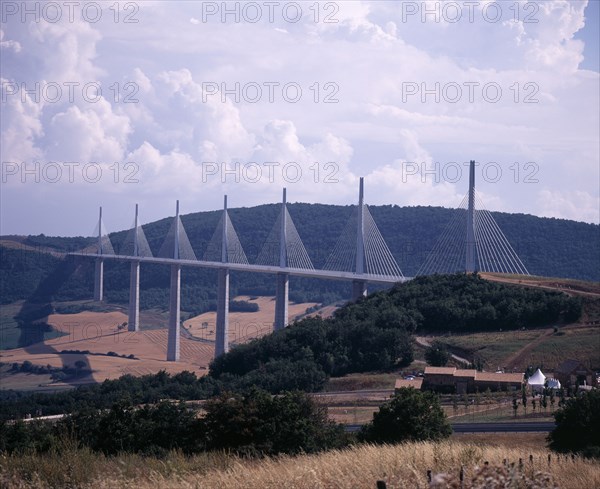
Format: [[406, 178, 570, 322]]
[[527, 368, 546, 393], [547, 378, 561, 389]]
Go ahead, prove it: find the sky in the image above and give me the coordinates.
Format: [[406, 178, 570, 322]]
[[1, 0, 599, 237]]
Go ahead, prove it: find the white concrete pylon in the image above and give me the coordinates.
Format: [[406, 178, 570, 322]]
[[274, 188, 289, 331], [352, 177, 367, 300], [128, 204, 140, 332], [167, 201, 181, 361], [215, 195, 230, 357]]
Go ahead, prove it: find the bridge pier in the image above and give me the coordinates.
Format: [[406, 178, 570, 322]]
[[466, 159, 476, 273], [351, 279, 367, 301], [128, 260, 140, 332], [351, 178, 367, 302], [93, 258, 104, 301], [167, 264, 181, 361], [274, 272, 289, 330], [215, 267, 230, 356]]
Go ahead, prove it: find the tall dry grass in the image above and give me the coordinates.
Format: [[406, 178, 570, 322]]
[[1, 441, 598, 489]]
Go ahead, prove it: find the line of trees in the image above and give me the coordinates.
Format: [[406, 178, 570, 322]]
[[0, 387, 452, 457]]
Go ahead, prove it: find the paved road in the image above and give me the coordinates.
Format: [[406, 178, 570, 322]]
[[344, 422, 555, 433], [452, 422, 555, 433]]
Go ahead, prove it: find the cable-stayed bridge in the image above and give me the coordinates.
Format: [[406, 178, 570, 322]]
[[72, 161, 528, 362]]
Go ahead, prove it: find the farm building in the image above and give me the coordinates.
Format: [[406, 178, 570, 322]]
[[554, 359, 597, 389], [421, 367, 524, 394], [394, 378, 424, 391]]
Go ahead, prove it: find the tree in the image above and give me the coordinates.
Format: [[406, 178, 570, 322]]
[[512, 397, 518, 418], [424, 341, 450, 367], [359, 387, 452, 444], [541, 392, 548, 413], [548, 389, 600, 458], [202, 388, 346, 456], [452, 394, 459, 416]]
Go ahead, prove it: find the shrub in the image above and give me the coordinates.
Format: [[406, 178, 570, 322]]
[[360, 387, 452, 444], [425, 341, 450, 367], [202, 388, 347, 456], [548, 389, 600, 458]]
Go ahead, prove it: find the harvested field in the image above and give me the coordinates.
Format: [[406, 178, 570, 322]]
[[183, 296, 318, 345], [1, 297, 325, 387]]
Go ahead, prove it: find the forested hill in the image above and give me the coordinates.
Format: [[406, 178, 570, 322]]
[[1, 205, 598, 311]]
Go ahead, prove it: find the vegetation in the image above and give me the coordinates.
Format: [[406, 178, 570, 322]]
[[1, 361, 92, 382], [359, 388, 452, 444], [202, 389, 347, 456], [548, 389, 600, 458], [425, 341, 450, 366], [0, 389, 346, 458], [1, 441, 599, 489], [0, 371, 220, 422], [434, 326, 600, 372], [229, 300, 259, 313], [0, 401, 203, 456]]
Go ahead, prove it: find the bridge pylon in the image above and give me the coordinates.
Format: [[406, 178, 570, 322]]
[[215, 196, 230, 357], [274, 188, 289, 331], [128, 204, 141, 332], [417, 159, 529, 276], [167, 201, 182, 362], [352, 177, 367, 301], [93, 206, 115, 301], [255, 188, 313, 332], [466, 160, 476, 273]]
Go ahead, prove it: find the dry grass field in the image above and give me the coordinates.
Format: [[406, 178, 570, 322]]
[[1, 440, 598, 489], [0, 311, 214, 385], [0, 297, 322, 388], [438, 325, 600, 372], [183, 295, 318, 344], [480, 273, 600, 297]]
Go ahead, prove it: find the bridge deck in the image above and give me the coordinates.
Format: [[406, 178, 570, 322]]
[[70, 252, 410, 284]]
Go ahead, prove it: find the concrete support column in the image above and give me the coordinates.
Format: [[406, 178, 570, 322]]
[[351, 279, 367, 302], [128, 260, 140, 332], [215, 267, 230, 357], [94, 258, 104, 301], [466, 160, 476, 273], [274, 272, 289, 331], [167, 264, 181, 361], [352, 178, 367, 303]]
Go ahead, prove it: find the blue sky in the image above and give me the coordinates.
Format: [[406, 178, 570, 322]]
[[1, 1, 599, 236], [577, 0, 599, 70]]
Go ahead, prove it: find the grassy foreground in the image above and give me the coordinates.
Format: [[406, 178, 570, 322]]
[[1, 440, 599, 488]]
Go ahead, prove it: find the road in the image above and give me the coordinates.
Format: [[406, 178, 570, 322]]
[[344, 421, 555, 433], [451, 422, 555, 433], [415, 336, 471, 366], [313, 389, 393, 397]]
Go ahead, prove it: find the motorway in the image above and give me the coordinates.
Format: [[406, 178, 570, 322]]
[[451, 422, 555, 433], [70, 252, 409, 284], [344, 422, 555, 433]]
